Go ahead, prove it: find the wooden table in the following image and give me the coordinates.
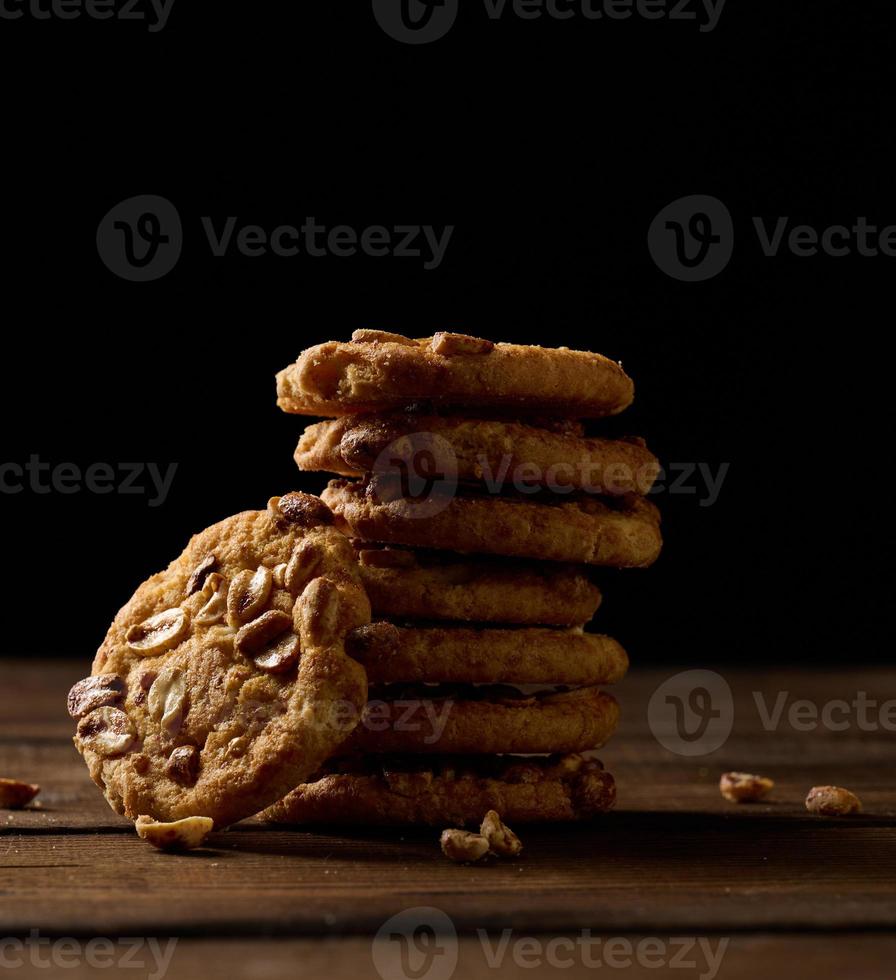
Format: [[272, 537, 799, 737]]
[[1, 660, 894, 978]]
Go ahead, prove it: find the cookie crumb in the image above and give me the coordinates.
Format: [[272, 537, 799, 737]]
[[135, 814, 214, 851], [805, 785, 862, 816], [0, 778, 40, 809], [719, 771, 774, 803]]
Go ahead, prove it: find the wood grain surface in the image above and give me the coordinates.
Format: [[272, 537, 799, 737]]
[[1, 660, 894, 979]]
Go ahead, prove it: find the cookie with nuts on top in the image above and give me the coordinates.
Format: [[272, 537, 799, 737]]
[[264, 752, 616, 827], [297, 415, 659, 496], [68, 492, 370, 829], [276, 330, 634, 419]]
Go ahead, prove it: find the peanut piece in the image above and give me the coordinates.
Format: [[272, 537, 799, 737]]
[[440, 828, 489, 863], [135, 814, 213, 851], [720, 771, 774, 803], [480, 810, 523, 857], [805, 785, 862, 816]]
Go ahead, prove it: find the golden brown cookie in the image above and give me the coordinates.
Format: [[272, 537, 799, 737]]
[[356, 544, 601, 626], [297, 415, 659, 495], [68, 493, 370, 829], [348, 623, 628, 686], [346, 684, 619, 755], [322, 477, 662, 567], [264, 752, 616, 826], [276, 330, 634, 419]]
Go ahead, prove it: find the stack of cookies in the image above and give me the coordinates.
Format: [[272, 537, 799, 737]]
[[266, 329, 662, 827]]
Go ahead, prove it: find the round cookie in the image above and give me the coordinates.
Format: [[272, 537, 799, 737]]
[[348, 623, 629, 686], [347, 684, 619, 755], [264, 753, 616, 826], [322, 477, 662, 568], [68, 492, 370, 829], [355, 544, 601, 626], [276, 330, 634, 419], [297, 415, 659, 496]]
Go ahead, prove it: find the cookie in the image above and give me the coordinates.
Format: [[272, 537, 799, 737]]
[[276, 330, 634, 419], [356, 544, 601, 626], [297, 415, 659, 496], [322, 477, 662, 567], [264, 752, 616, 826], [68, 493, 371, 829], [348, 623, 628, 686], [346, 684, 619, 755]]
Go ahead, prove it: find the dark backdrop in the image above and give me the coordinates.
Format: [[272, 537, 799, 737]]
[[0, 2, 889, 665]]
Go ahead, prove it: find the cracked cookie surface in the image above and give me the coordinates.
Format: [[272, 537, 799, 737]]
[[69, 492, 370, 828], [276, 330, 634, 419]]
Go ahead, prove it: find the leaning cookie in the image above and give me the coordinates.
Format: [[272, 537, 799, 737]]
[[276, 330, 634, 419], [356, 544, 601, 626], [348, 623, 629, 686], [346, 684, 619, 755], [323, 477, 662, 568], [264, 753, 616, 826], [298, 415, 659, 496], [68, 493, 370, 829]]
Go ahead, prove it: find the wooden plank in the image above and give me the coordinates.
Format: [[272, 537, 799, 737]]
[[0, 934, 894, 980], [1, 661, 894, 937], [1, 818, 894, 935]]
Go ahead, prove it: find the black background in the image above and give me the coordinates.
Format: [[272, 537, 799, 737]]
[[0, 2, 889, 666]]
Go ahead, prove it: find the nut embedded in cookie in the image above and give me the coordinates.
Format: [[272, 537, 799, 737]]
[[297, 415, 659, 496], [69, 492, 371, 829], [276, 331, 635, 419]]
